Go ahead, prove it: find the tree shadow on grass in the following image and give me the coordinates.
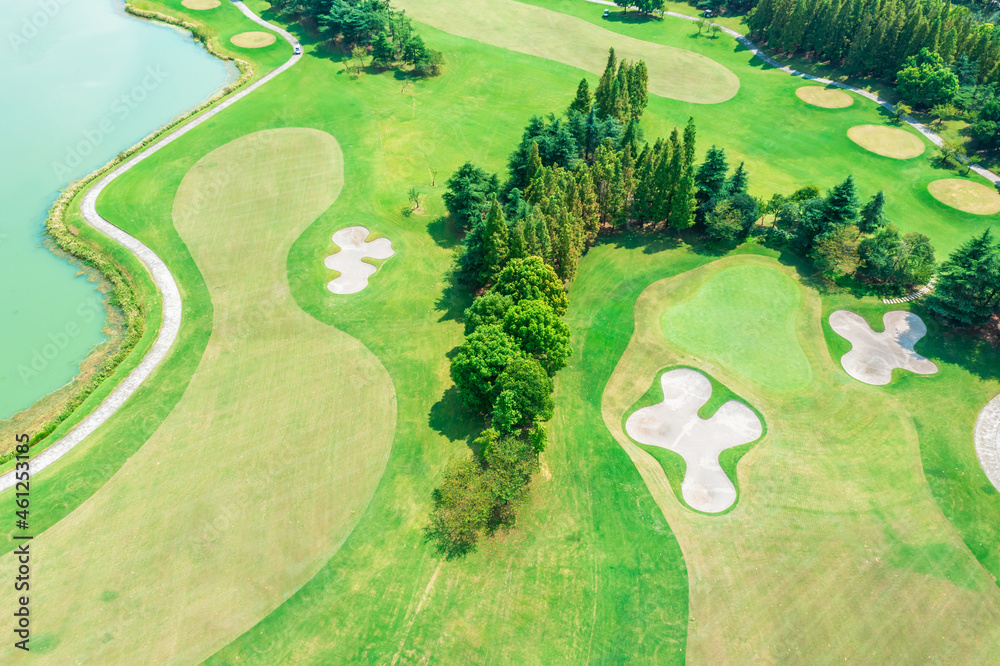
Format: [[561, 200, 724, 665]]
[[602, 11, 662, 25], [434, 263, 475, 323], [909, 304, 1000, 383], [428, 384, 484, 443], [602, 228, 683, 255]]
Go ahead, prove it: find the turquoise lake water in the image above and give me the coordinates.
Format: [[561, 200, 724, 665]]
[[0, 0, 234, 419]]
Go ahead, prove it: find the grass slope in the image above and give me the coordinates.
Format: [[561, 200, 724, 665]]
[[661, 264, 812, 390], [0, 129, 397, 663], [603, 252, 1000, 662]]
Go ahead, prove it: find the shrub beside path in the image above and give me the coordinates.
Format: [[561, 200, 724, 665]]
[[584, 0, 1000, 186], [0, 2, 301, 493]]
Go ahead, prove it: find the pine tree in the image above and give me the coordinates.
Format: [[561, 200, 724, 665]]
[[778, 0, 812, 53], [682, 117, 697, 169], [858, 190, 886, 233], [631, 143, 659, 224], [695, 146, 729, 211], [593, 48, 617, 119], [611, 64, 632, 123], [727, 161, 749, 195], [508, 220, 527, 261], [668, 169, 696, 232], [481, 197, 510, 284], [627, 61, 649, 120], [577, 168, 600, 241], [925, 230, 1000, 326], [822, 175, 860, 227], [569, 78, 593, 115]]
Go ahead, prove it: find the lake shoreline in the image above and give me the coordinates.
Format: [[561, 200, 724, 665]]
[[0, 0, 252, 463]]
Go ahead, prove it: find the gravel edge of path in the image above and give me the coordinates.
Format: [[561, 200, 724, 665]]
[[584, 0, 1000, 185], [0, 2, 301, 493]]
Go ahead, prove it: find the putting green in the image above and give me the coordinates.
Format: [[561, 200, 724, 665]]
[[395, 0, 739, 104], [848, 124, 925, 159], [928, 178, 1000, 215], [661, 264, 811, 391], [603, 254, 1000, 663], [0, 129, 396, 663], [796, 85, 853, 108], [231, 31, 277, 48], [181, 0, 220, 9]]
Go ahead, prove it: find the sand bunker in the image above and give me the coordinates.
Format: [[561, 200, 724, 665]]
[[182, 0, 220, 8], [796, 86, 853, 108], [975, 394, 1000, 494], [230, 31, 277, 48], [927, 179, 1000, 215], [625, 369, 763, 513], [325, 226, 394, 294], [829, 310, 937, 385], [847, 125, 925, 159]]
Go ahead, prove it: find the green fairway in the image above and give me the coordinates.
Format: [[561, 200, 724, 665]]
[[661, 264, 812, 391], [603, 253, 1000, 662], [6, 0, 1000, 661], [0, 129, 397, 663], [395, 0, 740, 104]]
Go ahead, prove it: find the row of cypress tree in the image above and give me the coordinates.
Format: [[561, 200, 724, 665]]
[[747, 0, 1000, 83]]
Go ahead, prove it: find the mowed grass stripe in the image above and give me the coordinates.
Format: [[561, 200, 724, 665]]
[[0, 129, 396, 663], [602, 254, 1000, 662], [395, 0, 739, 104]]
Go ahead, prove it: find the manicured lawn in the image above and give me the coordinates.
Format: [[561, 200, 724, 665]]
[[660, 264, 812, 391], [3, 3, 694, 663], [1, 127, 397, 663], [3, 0, 1000, 661], [602, 251, 1000, 662]]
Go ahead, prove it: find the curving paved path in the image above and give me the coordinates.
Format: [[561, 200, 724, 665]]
[[585, 0, 1000, 185], [0, 2, 300, 493]]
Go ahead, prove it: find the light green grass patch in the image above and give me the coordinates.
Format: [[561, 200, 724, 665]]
[[661, 264, 812, 390], [395, 0, 739, 103]]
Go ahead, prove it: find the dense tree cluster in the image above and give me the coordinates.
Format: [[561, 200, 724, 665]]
[[925, 229, 1000, 327], [614, 0, 665, 16], [767, 175, 937, 290], [428, 258, 566, 555], [446, 50, 699, 289], [747, 0, 1000, 103], [269, 0, 443, 75]]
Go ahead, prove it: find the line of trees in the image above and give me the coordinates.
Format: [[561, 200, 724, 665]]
[[427, 257, 568, 556], [268, 0, 443, 75], [747, 0, 1000, 88]]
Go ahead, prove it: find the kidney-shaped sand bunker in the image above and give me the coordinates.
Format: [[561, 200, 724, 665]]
[[626, 368, 763, 513], [829, 310, 937, 385], [325, 226, 394, 294]]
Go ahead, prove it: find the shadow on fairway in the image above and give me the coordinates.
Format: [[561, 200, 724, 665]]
[[910, 304, 1000, 382], [602, 11, 662, 26], [428, 384, 484, 443]]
